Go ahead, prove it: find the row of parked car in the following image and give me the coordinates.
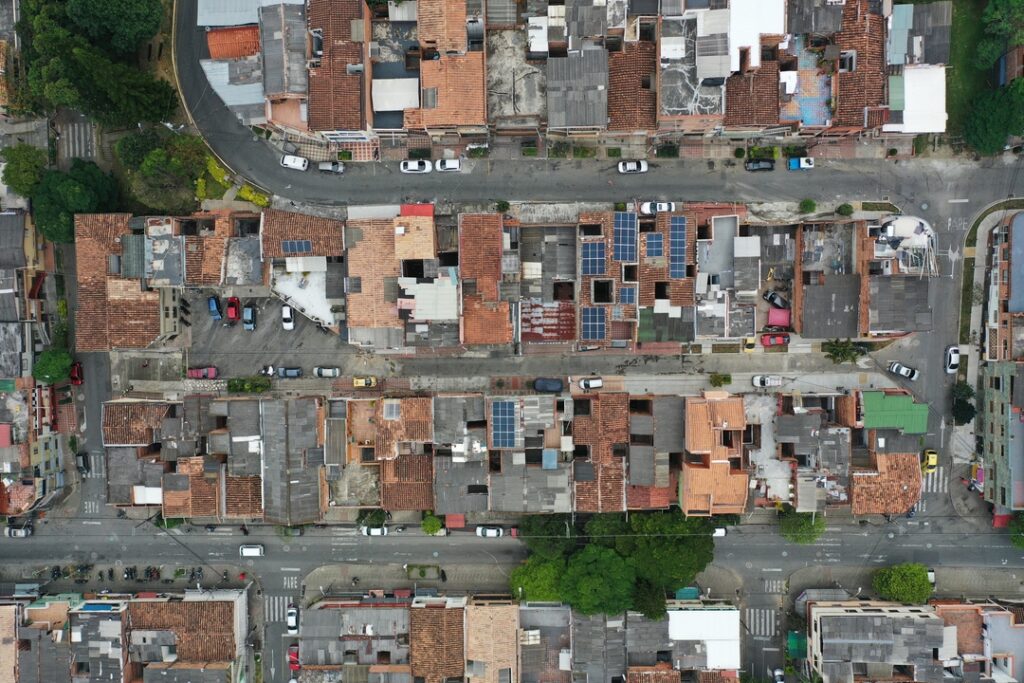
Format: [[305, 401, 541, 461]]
[[887, 345, 961, 382], [280, 154, 464, 174]]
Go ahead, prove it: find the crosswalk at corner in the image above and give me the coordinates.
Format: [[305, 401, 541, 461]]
[[922, 466, 948, 494], [745, 608, 779, 639], [82, 453, 106, 479], [264, 594, 293, 622]]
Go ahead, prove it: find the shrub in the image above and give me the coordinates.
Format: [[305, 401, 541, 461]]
[[549, 142, 571, 158], [338, 150, 353, 161], [206, 156, 231, 186], [33, 349, 73, 384], [733, 147, 746, 159], [573, 146, 597, 159], [887, 148, 899, 157], [836, 203, 854, 216], [421, 514, 443, 535], [798, 199, 817, 213], [873, 563, 932, 604], [614, 202, 627, 211], [227, 376, 272, 393], [468, 147, 489, 158], [606, 147, 622, 158], [495, 200, 511, 213], [521, 147, 538, 157], [656, 144, 679, 158], [238, 185, 270, 207], [357, 508, 387, 527], [408, 148, 431, 160], [709, 373, 731, 388]]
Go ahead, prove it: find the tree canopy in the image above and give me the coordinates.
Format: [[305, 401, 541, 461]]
[[872, 563, 932, 604], [1009, 512, 1024, 549], [822, 338, 862, 364], [116, 131, 208, 213], [33, 348, 73, 384], [509, 557, 563, 602], [778, 507, 825, 545], [66, 0, 163, 55], [965, 79, 1024, 155], [519, 514, 579, 560], [976, 0, 1024, 69], [420, 514, 443, 535], [32, 160, 118, 242], [0, 144, 48, 196], [558, 546, 636, 615]]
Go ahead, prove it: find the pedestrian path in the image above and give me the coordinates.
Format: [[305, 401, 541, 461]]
[[744, 608, 778, 639], [56, 119, 96, 166], [264, 594, 293, 622], [83, 452, 106, 479], [83, 500, 101, 515]]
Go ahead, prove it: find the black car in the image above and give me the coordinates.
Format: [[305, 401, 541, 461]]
[[744, 159, 775, 172], [533, 377, 565, 393], [762, 290, 789, 309]]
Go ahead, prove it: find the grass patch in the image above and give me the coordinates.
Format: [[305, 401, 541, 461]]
[[573, 146, 597, 159], [338, 150, 353, 161], [237, 185, 270, 207], [227, 376, 272, 393], [861, 201, 900, 213], [748, 146, 778, 160], [959, 255, 975, 345], [711, 343, 740, 354], [549, 142, 571, 158], [605, 147, 622, 158], [946, 0, 988, 135], [468, 146, 489, 158], [408, 148, 431, 160], [913, 134, 929, 156], [655, 143, 679, 158], [520, 146, 538, 157], [965, 199, 1024, 248]]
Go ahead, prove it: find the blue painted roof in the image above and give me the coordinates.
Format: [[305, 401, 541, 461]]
[[1011, 213, 1024, 313]]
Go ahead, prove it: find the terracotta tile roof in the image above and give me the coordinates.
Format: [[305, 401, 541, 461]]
[[206, 26, 261, 59], [608, 42, 658, 131], [850, 452, 921, 515], [417, 0, 467, 53], [626, 468, 677, 510], [102, 402, 171, 446], [410, 606, 465, 683], [834, 0, 886, 128], [346, 218, 402, 330], [680, 460, 749, 516], [162, 457, 221, 518], [184, 235, 228, 285], [225, 476, 263, 518], [628, 664, 682, 683], [684, 393, 746, 457], [307, 0, 367, 132], [375, 398, 434, 459], [380, 455, 435, 510], [404, 53, 487, 129], [465, 604, 518, 683], [934, 604, 984, 655], [261, 209, 345, 258], [521, 299, 577, 342], [572, 393, 628, 512], [724, 61, 780, 127], [463, 296, 513, 345], [74, 214, 162, 352], [394, 215, 437, 260], [127, 601, 236, 662], [459, 214, 503, 301]]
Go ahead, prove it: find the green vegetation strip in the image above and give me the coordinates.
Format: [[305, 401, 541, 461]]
[[945, 0, 987, 135]]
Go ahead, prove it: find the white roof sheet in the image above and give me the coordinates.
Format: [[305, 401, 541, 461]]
[[529, 17, 549, 54], [728, 0, 785, 72], [667, 608, 741, 669], [197, 0, 303, 26], [200, 60, 265, 107], [733, 235, 760, 258], [388, 0, 418, 21], [882, 65, 947, 134], [132, 486, 163, 505], [372, 78, 420, 111]]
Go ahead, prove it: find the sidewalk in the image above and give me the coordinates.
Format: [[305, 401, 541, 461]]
[[302, 562, 515, 606]]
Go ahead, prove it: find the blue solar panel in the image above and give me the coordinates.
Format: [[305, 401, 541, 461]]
[[669, 216, 687, 278], [281, 239, 313, 254], [492, 401, 515, 448], [613, 212, 637, 261], [581, 242, 606, 275], [620, 287, 636, 304], [581, 307, 606, 340], [646, 234, 664, 257]]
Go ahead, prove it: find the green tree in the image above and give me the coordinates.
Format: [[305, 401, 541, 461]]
[[421, 514, 443, 535], [559, 545, 635, 615], [952, 381, 975, 403], [952, 399, 977, 425], [836, 203, 854, 217], [965, 80, 1024, 155], [798, 199, 816, 213], [70, 45, 177, 126], [0, 144, 48, 196], [31, 159, 118, 242], [709, 372, 731, 388], [778, 507, 825, 545], [822, 338, 862, 364], [33, 348, 73, 384], [632, 579, 667, 620], [509, 556, 563, 602], [1010, 512, 1024, 549], [584, 513, 631, 549], [519, 514, 579, 560], [872, 563, 933, 604], [975, 0, 1024, 69], [115, 129, 162, 168], [66, 0, 162, 55], [622, 512, 714, 591]]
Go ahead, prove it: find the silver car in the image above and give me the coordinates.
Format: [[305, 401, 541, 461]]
[[313, 367, 340, 378], [945, 345, 961, 374], [617, 160, 648, 174], [434, 159, 462, 172]]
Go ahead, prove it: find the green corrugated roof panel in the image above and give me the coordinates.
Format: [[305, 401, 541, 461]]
[[788, 631, 807, 659], [675, 587, 701, 600], [861, 391, 929, 434], [888, 75, 905, 111], [0, 379, 15, 392], [887, 4, 913, 66]]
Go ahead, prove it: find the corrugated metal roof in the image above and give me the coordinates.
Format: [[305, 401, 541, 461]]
[[1011, 213, 1024, 313], [0, 211, 25, 268], [547, 49, 609, 129], [887, 4, 913, 66], [259, 3, 308, 96], [199, 59, 266, 125], [197, 0, 303, 26]]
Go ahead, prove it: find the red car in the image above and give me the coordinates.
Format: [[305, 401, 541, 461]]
[[187, 366, 218, 379], [760, 333, 791, 347], [288, 644, 300, 671], [226, 297, 241, 322], [69, 361, 83, 385]]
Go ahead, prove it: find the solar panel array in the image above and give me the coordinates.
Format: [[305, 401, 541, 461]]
[[613, 212, 637, 261], [669, 216, 686, 278], [646, 233, 664, 257], [581, 242, 606, 275], [492, 401, 515, 448], [581, 307, 606, 340], [620, 286, 636, 304], [281, 239, 313, 254]]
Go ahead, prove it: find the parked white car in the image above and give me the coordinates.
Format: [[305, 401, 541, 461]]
[[281, 305, 295, 331], [639, 201, 676, 216], [435, 159, 462, 172], [887, 361, 919, 381], [945, 345, 961, 374], [617, 160, 648, 174], [400, 159, 432, 174], [360, 526, 388, 536], [751, 375, 783, 388], [286, 605, 299, 634], [280, 154, 309, 171], [476, 526, 503, 538], [313, 367, 340, 378]]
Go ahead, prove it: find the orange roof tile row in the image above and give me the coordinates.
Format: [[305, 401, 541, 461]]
[[608, 42, 658, 132], [261, 209, 345, 258], [380, 455, 435, 510], [404, 53, 487, 130], [307, 0, 368, 132], [680, 461, 749, 516], [416, 0, 467, 53], [127, 601, 236, 662], [410, 606, 465, 683], [462, 296, 513, 345], [850, 452, 921, 515], [102, 402, 171, 446], [345, 218, 402, 330], [573, 392, 629, 512], [375, 397, 434, 459], [206, 26, 261, 59], [724, 61, 781, 127]]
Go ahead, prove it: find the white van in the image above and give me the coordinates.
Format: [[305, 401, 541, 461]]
[[239, 544, 265, 557], [579, 377, 603, 390], [280, 154, 309, 171]]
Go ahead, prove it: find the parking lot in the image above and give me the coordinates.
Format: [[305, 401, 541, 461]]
[[185, 290, 364, 378]]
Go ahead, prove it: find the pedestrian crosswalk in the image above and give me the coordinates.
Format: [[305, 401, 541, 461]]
[[82, 453, 106, 479], [264, 594, 293, 622], [922, 466, 947, 494], [56, 120, 96, 166], [762, 578, 786, 594], [745, 608, 778, 638]]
